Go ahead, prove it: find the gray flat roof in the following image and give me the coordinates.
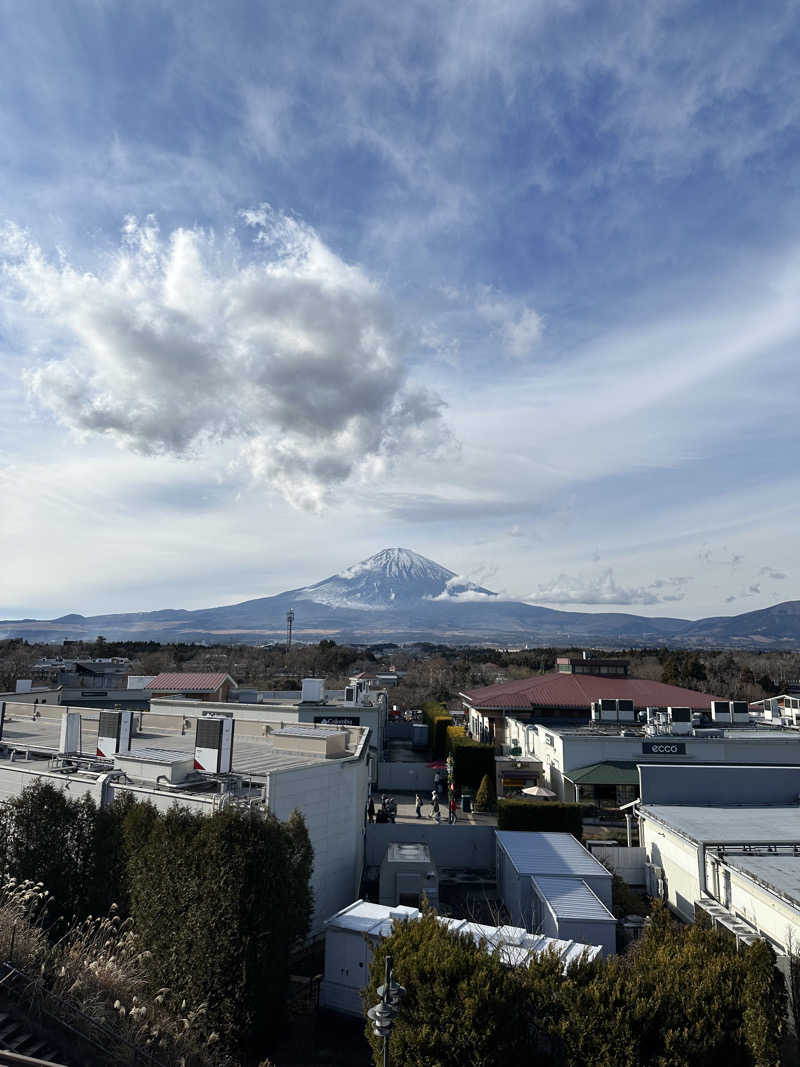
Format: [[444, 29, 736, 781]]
[[728, 854, 800, 909], [495, 831, 611, 879], [640, 804, 800, 845], [532, 875, 615, 922], [0, 714, 365, 780]]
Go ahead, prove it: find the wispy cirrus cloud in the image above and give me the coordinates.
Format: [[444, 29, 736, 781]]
[[759, 566, 787, 580]]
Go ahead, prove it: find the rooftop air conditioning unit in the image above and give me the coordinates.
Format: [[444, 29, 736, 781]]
[[617, 698, 635, 722], [301, 678, 325, 703], [593, 698, 635, 723], [194, 715, 235, 773], [96, 709, 133, 758], [711, 700, 732, 724], [730, 700, 749, 723], [668, 707, 692, 735], [59, 711, 81, 754]]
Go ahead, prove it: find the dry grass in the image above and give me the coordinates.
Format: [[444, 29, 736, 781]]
[[50, 907, 217, 1065], [0, 878, 51, 971], [0, 883, 219, 1067]]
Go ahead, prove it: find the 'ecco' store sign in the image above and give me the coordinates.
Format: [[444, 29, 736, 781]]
[[642, 741, 686, 755]]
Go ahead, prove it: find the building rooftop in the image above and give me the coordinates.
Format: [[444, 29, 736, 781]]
[[0, 709, 367, 781], [386, 842, 433, 865], [324, 901, 601, 967], [495, 831, 611, 879], [725, 853, 800, 909], [148, 672, 234, 692], [640, 804, 800, 846], [461, 672, 722, 712], [532, 875, 616, 922], [565, 761, 640, 786]]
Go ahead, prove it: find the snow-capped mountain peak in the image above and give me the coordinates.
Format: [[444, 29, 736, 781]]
[[295, 547, 497, 609]]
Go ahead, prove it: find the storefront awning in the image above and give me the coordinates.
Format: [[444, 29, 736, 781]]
[[564, 760, 639, 787]]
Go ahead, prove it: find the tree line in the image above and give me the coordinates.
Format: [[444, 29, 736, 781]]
[[365, 906, 787, 1067]]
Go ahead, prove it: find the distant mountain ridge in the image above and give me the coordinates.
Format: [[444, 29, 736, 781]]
[[2, 547, 800, 648]]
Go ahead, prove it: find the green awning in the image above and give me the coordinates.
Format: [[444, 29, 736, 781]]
[[564, 760, 639, 786]]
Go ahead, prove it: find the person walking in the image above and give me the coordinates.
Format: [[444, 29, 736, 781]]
[[449, 796, 457, 824], [415, 793, 423, 819], [432, 795, 440, 823], [367, 796, 375, 824]]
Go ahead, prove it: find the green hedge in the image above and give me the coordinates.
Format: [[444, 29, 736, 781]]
[[496, 798, 583, 838], [446, 726, 495, 790], [422, 700, 453, 758]]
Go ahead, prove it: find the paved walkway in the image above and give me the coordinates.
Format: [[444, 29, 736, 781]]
[[375, 790, 498, 827]]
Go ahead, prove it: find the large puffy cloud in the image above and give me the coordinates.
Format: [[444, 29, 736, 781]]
[[0, 208, 448, 509], [531, 569, 691, 607]]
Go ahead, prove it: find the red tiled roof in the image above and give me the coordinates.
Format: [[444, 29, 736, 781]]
[[460, 672, 721, 711], [148, 672, 233, 693]]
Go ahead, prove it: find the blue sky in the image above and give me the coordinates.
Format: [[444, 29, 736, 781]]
[[1, 0, 799, 620]]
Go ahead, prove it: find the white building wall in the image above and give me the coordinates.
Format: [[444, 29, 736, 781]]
[[268, 758, 369, 936], [641, 818, 707, 922], [711, 862, 800, 952], [641, 812, 800, 952]]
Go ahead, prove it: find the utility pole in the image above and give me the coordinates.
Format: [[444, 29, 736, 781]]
[[286, 608, 294, 653]]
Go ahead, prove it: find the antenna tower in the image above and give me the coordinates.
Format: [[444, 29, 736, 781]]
[[286, 608, 295, 652]]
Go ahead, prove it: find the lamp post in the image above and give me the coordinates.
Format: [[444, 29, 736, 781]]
[[367, 954, 406, 1067]]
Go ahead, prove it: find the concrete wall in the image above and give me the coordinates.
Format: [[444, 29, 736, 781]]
[[385, 722, 415, 741], [377, 761, 435, 792], [1, 690, 62, 706], [365, 822, 495, 870], [268, 756, 370, 936], [588, 845, 646, 886], [0, 762, 105, 805], [110, 781, 218, 815]]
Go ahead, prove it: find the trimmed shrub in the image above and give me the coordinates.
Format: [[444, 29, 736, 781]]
[[496, 798, 583, 839], [422, 700, 453, 758], [446, 726, 495, 790], [474, 773, 495, 812]]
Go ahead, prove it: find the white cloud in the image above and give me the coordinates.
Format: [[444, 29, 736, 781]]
[[477, 289, 543, 359], [759, 566, 787, 580], [0, 209, 449, 511], [531, 568, 690, 606]]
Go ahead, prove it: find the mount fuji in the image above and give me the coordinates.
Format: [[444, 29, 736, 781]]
[[293, 547, 497, 610], [3, 548, 800, 647]]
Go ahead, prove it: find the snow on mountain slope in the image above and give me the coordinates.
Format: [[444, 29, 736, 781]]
[[294, 547, 497, 609]]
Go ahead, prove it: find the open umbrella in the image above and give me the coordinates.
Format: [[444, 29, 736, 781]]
[[426, 760, 448, 769], [522, 785, 556, 798]]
